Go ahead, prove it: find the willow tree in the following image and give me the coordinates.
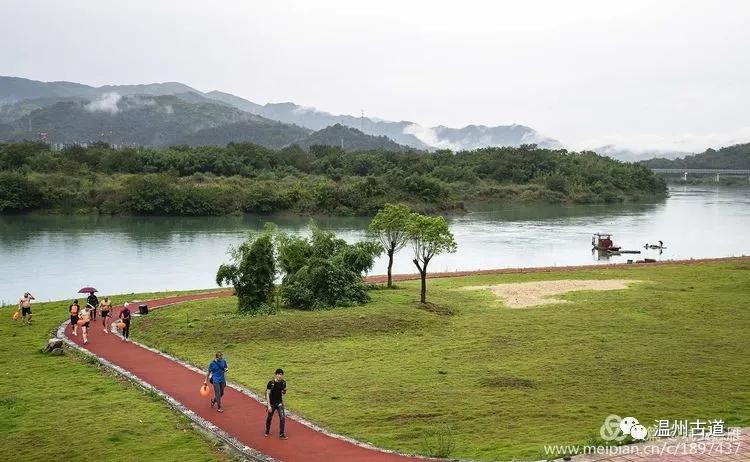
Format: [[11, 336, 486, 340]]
[[368, 203, 411, 287], [406, 213, 457, 304], [216, 224, 276, 313]]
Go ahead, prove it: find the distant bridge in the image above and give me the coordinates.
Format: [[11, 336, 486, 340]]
[[650, 168, 750, 182], [651, 168, 750, 174]]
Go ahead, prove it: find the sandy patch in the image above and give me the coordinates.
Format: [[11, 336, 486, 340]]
[[461, 279, 641, 308]]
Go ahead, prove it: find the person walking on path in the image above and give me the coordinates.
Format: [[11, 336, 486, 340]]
[[265, 368, 287, 439], [204, 352, 228, 413], [86, 292, 99, 321], [99, 297, 112, 333], [69, 300, 81, 336], [79, 304, 91, 345], [119, 305, 131, 340], [18, 292, 35, 325]]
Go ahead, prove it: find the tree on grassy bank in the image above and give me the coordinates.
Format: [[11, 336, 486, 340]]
[[369, 203, 411, 288], [216, 222, 381, 312], [406, 213, 457, 304], [277, 224, 381, 309], [216, 224, 276, 313]]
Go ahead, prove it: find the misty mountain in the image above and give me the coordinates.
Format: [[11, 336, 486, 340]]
[[0, 76, 561, 151], [0, 76, 198, 105], [0, 96, 87, 124], [205, 90, 263, 113], [176, 121, 310, 148], [421, 124, 561, 151], [0, 94, 310, 148], [0, 91, 415, 151], [591, 145, 692, 162], [0, 76, 95, 105], [640, 143, 750, 169], [296, 124, 410, 151], [239, 102, 431, 149], [207, 97, 560, 151]]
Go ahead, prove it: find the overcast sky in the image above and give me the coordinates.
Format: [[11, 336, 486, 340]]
[[2, 0, 749, 151]]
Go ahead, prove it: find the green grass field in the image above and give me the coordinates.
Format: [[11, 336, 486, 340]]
[[132, 260, 750, 461], [0, 290, 225, 462]]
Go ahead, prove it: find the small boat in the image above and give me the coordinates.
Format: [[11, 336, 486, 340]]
[[592, 233, 620, 251], [593, 233, 640, 255], [644, 240, 666, 249]]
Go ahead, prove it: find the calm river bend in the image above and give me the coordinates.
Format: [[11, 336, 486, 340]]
[[1, 185, 748, 303]]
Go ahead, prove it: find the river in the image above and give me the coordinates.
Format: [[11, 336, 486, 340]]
[[1, 185, 748, 304]]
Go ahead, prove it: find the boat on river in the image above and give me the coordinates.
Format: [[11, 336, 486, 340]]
[[592, 233, 641, 255], [592, 233, 620, 251]]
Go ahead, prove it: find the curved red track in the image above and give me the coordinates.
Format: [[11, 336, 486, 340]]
[[65, 259, 749, 461], [66, 292, 422, 462]]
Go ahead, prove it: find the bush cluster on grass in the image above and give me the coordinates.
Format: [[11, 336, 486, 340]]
[[278, 228, 381, 309], [216, 222, 381, 312], [0, 141, 667, 215]]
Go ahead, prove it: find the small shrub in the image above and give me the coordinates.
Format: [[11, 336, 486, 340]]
[[422, 424, 456, 458]]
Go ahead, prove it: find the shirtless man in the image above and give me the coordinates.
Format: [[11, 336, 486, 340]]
[[99, 297, 113, 333], [19, 292, 35, 325], [79, 304, 92, 345]]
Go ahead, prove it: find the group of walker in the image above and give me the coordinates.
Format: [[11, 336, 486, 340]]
[[16, 290, 287, 438], [16, 290, 126, 342], [204, 352, 289, 439], [68, 291, 130, 344]]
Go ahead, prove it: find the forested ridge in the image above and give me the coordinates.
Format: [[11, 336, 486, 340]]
[[641, 143, 750, 169], [0, 141, 666, 215]]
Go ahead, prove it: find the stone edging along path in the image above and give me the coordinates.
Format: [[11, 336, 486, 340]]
[[57, 257, 749, 462], [57, 294, 269, 462], [58, 292, 430, 462]]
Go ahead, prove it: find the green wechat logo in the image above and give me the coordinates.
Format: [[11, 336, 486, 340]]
[[600, 415, 648, 441]]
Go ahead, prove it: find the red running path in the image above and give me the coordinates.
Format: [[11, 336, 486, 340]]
[[65, 291, 422, 462]]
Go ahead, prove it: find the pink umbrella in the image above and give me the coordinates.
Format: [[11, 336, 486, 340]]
[[78, 287, 98, 294]]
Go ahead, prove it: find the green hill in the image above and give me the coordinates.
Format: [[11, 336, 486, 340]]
[[0, 75, 197, 103], [0, 95, 415, 150], [1, 76, 561, 151], [641, 143, 750, 169], [0, 94, 308, 147], [177, 121, 310, 148], [298, 124, 411, 151]]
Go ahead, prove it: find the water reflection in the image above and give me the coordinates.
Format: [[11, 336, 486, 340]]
[[1, 186, 748, 303]]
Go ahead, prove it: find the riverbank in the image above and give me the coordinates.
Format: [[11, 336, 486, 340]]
[[130, 257, 750, 461], [2, 258, 748, 461], [370, 256, 750, 283], [0, 289, 230, 462], [1, 142, 666, 215]]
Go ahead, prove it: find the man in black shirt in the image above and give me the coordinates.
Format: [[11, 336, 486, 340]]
[[86, 292, 99, 320], [264, 368, 287, 439]]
